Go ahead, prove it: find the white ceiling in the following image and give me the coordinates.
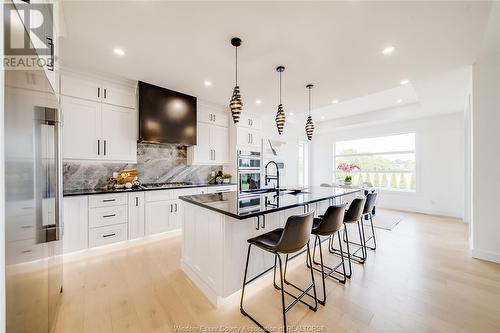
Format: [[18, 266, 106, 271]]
[[59, 1, 492, 123]]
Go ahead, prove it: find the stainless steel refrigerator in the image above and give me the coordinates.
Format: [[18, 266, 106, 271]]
[[4, 5, 63, 333]]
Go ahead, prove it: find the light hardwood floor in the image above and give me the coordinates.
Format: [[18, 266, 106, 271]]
[[54, 210, 500, 333]]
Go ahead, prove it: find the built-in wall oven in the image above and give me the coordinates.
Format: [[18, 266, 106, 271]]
[[238, 150, 262, 194]]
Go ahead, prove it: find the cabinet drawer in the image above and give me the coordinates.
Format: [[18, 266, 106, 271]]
[[6, 239, 43, 265], [145, 190, 174, 202], [89, 224, 128, 248], [89, 205, 128, 228], [173, 188, 199, 198], [6, 215, 36, 241], [89, 193, 128, 208], [207, 185, 237, 194]]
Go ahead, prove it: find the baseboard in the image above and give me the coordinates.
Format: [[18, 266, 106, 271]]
[[471, 248, 500, 264], [376, 205, 463, 220]]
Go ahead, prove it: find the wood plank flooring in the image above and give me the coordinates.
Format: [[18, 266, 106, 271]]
[[54, 210, 500, 333]]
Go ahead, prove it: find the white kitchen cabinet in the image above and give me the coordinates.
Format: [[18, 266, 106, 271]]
[[61, 96, 101, 160], [239, 114, 261, 130], [207, 185, 237, 193], [61, 74, 101, 102], [198, 105, 229, 127], [210, 125, 229, 164], [145, 200, 173, 235], [187, 123, 229, 165], [63, 196, 89, 254], [61, 73, 136, 108], [128, 193, 145, 239], [236, 127, 261, 148], [61, 96, 137, 162], [100, 104, 137, 161], [89, 224, 128, 248]]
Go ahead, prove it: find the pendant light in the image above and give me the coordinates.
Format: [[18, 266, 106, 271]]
[[229, 37, 242, 124], [305, 84, 315, 141], [275, 66, 286, 135]]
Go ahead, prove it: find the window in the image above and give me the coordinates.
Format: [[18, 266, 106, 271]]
[[298, 142, 309, 187], [334, 133, 416, 191]]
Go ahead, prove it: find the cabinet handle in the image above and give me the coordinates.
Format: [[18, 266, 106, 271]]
[[213, 150, 215, 161], [209, 114, 212, 121], [102, 199, 116, 202], [97, 139, 101, 155], [102, 233, 116, 238], [175, 203, 178, 212], [104, 88, 107, 99], [46, 37, 54, 71], [103, 214, 116, 218], [98, 88, 100, 98], [213, 114, 215, 122], [170, 204, 173, 213], [135, 197, 139, 206], [104, 140, 107, 155], [248, 119, 251, 126]]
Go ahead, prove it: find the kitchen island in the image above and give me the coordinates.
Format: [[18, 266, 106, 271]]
[[179, 187, 361, 307]]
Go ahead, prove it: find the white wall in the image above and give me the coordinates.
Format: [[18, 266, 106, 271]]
[[470, 2, 500, 263], [261, 119, 308, 187], [311, 112, 465, 218]]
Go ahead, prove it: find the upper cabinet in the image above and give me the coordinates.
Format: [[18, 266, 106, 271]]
[[61, 74, 136, 109], [239, 114, 262, 130], [61, 73, 137, 162], [187, 104, 230, 165], [234, 113, 262, 149]]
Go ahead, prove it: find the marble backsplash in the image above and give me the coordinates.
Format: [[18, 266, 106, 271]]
[[63, 143, 222, 191]]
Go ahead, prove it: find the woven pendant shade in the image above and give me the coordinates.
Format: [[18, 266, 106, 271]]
[[276, 103, 285, 134], [230, 85, 242, 123], [305, 115, 314, 140]]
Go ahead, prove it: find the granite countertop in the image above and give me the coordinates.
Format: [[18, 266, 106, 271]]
[[178, 187, 362, 220], [63, 183, 237, 197]]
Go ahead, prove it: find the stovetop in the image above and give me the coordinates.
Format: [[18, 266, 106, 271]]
[[140, 182, 193, 189]]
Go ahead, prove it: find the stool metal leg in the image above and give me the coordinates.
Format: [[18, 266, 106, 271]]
[[343, 213, 377, 250]]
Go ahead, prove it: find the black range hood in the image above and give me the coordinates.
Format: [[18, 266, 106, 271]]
[[138, 81, 197, 145]]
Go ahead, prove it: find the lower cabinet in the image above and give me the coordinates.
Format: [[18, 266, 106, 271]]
[[144, 199, 180, 235], [63, 196, 89, 253], [128, 192, 145, 239]]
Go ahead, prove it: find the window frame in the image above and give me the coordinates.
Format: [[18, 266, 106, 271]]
[[333, 132, 417, 192]]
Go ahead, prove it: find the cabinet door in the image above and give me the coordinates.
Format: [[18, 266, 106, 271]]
[[170, 199, 181, 230], [63, 196, 88, 254], [198, 105, 228, 127], [100, 104, 137, 162], [102, 82, 136, 109], [240, 114, 262, 130], [128, 193, 145, 239], [188, 122, 211, 163], [248, 129, 262, 148], [145, 200, 172, 235], [61, 74, 101, 102], [236, 127, 251, 147], [62, 96, 101, 160], [210, 125, 229, 164]]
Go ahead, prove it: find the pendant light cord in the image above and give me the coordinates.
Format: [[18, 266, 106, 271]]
[[279, 71, 282, 104], [308, 87, 311, 116], [235, 47, 238, 85]]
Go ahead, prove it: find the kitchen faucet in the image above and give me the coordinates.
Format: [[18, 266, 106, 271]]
[[265, 161, 280, 191]]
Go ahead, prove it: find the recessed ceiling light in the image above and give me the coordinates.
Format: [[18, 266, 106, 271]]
[[400, 79, 409, 85], [396, 99, 403, 104], [332, 99, 339, 104], [321, 116, 325, 119], [382, 45, 395, 55], [255, 100, 262, 104], [113, 48, 125, 56], [204, 80, 212, 87], [289, 112, 294, 116]]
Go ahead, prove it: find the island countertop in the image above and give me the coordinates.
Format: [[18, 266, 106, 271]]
[[179, 187, 361, 220]]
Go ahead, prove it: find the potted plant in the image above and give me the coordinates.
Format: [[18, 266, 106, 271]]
[[222, 173, 232, 184], [337, 162, 360, 185]]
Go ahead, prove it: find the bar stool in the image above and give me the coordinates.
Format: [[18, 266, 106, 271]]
[[346, 192, 378, 250], [330, 196, 367, 278], [304, 204, 347, 305], [240, 212, 317, 333]]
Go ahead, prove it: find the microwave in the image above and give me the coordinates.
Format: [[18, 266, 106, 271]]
[[238, 149, 261, 170]]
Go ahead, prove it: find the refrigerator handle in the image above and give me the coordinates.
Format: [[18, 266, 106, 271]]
[[55, 111, 64, 237]]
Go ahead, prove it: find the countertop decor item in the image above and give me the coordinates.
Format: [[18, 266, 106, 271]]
[[215, 170, 224, 184], [337, 162, 360, 185], [305, 84, 315, 140], [222, 173, 232, 184], [275, 66, 286, 135], [229, 37, 243, 124]]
